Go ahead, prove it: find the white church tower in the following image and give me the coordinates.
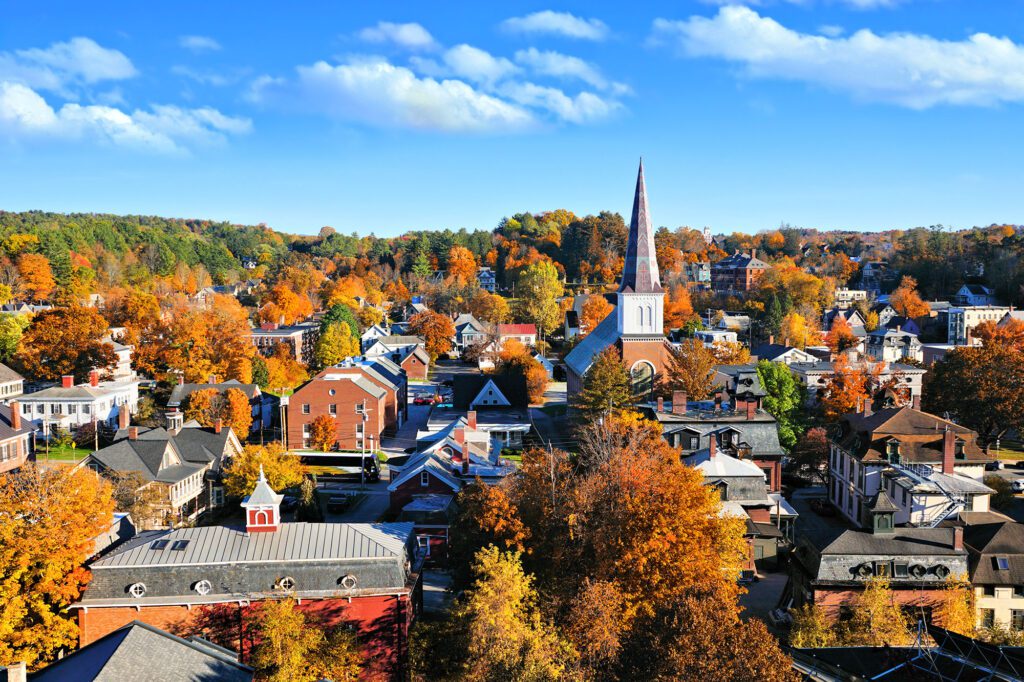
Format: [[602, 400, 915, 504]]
[[616, 159, 665, 336]]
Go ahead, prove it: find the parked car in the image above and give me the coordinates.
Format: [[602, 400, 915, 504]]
[[986, 460, 1005, 471], [1012, 479, 1024, 494], [280, 495, 299, 512], [327, 495, 352, 513], [413, 395, 432, 405]]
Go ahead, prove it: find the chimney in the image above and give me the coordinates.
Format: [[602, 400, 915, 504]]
[[9, 402, 20, 431], [466, 410, 477, 430], [657, 396, 664, 413], [454, 428, 468, 475], [128, 426, 139, 441], [750, 248, 757, 260], [672, 391, 687, 415], [768, 334, 774, 345], [0, 662, 26, 682], [214, 418, 223, 434], [942, 427, 955, 474], [208, 374, 217, 385], [709, 436, 717, 459], [746, 400, 756, 421], [61, 375, 74, 389], [118, 406, 129, 431], [178, 375, 185, 386], [912, 395, 921, 410], [953, 526, 964, 551], [89, 369, 99, 387]]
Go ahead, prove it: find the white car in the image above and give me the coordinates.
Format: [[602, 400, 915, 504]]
[[1012, 479, 1024, 494]]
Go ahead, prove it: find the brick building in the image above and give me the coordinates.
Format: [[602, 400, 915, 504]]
[[287, 358, 407, 451], [248, 321, 320, 364], [0, 401, 34, 475], [72, 472, 422, 680], [710, 250, 769, 293]]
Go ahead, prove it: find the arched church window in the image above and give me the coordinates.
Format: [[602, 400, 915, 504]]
[[646, 306, 654, 330], [631, 361, 655, 400]]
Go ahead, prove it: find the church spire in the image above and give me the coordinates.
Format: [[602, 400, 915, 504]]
[[619, 158, 662, 294]]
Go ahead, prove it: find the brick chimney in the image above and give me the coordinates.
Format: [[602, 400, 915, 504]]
[[455, 428, 468, 475], [709, 436, 717, 459], [953, 526, 964, 551], [61, 375, 74, 389], [657, 396, 664, 413], [128, 426, 139, 441], [466, 410, 477, 430], [942, 427, 955, 474], [746, 400, 756, 420], [672, 391, 687, 415], [178, 375, 185, 386], [118, 406, 129, 431], [9, 401, 20, 431], [89, 369, 99, 387], [208, 374, 217, 385], [750, 248, 757, 260], [214, 418, 223, 434], [861, 397, 873, 417], [912, 395, 921, 410]]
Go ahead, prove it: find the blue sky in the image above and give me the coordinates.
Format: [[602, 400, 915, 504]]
[[1, 1, 1022, 236]]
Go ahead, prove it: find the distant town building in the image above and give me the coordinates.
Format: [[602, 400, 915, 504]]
[[866, 326, 924, 364], [19, 371, 139, 434], [953, 284, 998, 307], [834, 287, 868, 309], [711, 251, 769, 293], [477, 266, 496, 292], [947, 306, 1012, 345], [248, 321, 320, 364]]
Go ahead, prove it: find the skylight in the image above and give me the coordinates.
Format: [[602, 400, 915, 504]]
[[150, 540, 169, 550], [996, 557, 1010, 571], [171, 540, 190, 551]]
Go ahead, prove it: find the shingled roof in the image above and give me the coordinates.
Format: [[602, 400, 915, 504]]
[[835, 407, 988, 464], [619, 159, 663, 295], [965, 522, 1024, 586]]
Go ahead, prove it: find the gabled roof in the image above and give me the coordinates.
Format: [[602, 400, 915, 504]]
[[0, 403, 34, 441], [498, 323, 537, 336], [750, 343, 811, 361], [563, 311, 620, 377], [387, 454, 463, 493], [0, 362, 23, 384], [869, 490, 900, 513], [835, 406, 987, 464], [453, 313, 486, 333], [453, 374, 528, 409], [29, 620, 253, 682], [712, 252, 769, 270], [167, 380, 259, 407]]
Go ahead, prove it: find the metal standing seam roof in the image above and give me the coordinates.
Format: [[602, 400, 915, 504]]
[[563, 311, 620, 377], [91, 522, 414, 568]]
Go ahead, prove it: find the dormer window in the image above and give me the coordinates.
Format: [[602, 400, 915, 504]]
[[886, 440, 901, 463], [955, 440, 966, 459]]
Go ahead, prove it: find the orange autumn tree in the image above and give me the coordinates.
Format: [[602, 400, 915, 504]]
[[16, 305, 117, 382], [259, 283, 314, 326], [974, 318, 1024, 352], [579, 295, 613, 337], [182, 387, 252, 435], [826, 315, 859, 353], [16, 253, 54, 302], [163, 295, 255, 384], [446, 246, 478, 285], [889, 275, 930, 319], [0, 465, 115, 670], [820, 355, 871, 420], [663, 284, 696, 332], [308, 414, 337, 451], [467, 291, 510, 324], [264, 342, 309, 391], [408, 310, 455, 361], [493, 339, 548, 403], [221, 388, 254, 435]]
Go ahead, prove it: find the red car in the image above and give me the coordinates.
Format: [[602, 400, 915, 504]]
[[413, 395, 432, 405]]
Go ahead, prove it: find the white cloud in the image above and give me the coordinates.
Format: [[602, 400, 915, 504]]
[[818, 24, 845, 38], [411, 44, 519, 85], [514, 47, 627, 93], [501, 82, 621, 123], [357, 22, 438, 51], [179, 35, 222, 52], [0, 37, 136, 95], [652, 6, 1024, 108], [251, 59, 534, 133], [0, 81, 251, 153], [501, 11, 609, 41]]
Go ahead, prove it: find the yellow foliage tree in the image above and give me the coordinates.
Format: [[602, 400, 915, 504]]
[[779, 311, 823, 349], [314, 322, 360, 368], [222, 442, 305, 499]]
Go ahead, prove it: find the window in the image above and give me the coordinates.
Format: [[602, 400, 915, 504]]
[[887, 440, 900, 461], [302, 404, 310, 414], [420, 471, 430, 487], [329, 404, 337, 415], [329, 389, 336, 396], [128, 582, 147, 598], [355, 402, 365, 414], [893, 563, 909, 578], [997, 557, 1011, 571], [875, 561, 891, 578], [1013, 610, 1024, 630], [1015, 586, 1024, 598], [983, 585, 996, 597], [955, 440, 966, 459], [194, 579, 212, 596], [83, 405, 90, 415], [277, 576, 295, 590], [981, 609, 995, 629]]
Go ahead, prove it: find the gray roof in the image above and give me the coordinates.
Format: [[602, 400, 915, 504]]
[[965, 522, 1024, 586], [564, 310, 620, 377], [619, 159, 663, 294], [92, 425, 236, 483], [0, 362, 23, 384], [651, 408, 786, 457], [378, 335, 424, 346], [92, 522, 413, 568], [0, 403, 34, 442], [821, 527, 963, 556], [29, 620, 252, 682], [167, 380, 259, 408]]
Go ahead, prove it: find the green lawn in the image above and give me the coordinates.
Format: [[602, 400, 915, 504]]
[[995, 441, 1024, 460], [38, 445, 92, 462]]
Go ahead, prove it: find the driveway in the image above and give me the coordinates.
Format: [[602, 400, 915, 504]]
[[739, 571, 789, 622], [422, 570, 453, 615], [380, 402, 433, 461]]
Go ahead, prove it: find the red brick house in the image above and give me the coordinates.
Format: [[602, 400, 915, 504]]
[[286, 358, 408, 451], [0, 401, 33, 475], [364, 337, 430, 381], [73, 473, 422, 680], [710, 250, 769, 293], [400, 346, 430, 381], [287, 370, 387, 451]]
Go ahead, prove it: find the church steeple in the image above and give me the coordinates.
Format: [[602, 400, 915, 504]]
[[619, 159, 663, 294]]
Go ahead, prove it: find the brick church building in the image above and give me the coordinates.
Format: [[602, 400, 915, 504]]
[[566, 160, 673, 399]]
